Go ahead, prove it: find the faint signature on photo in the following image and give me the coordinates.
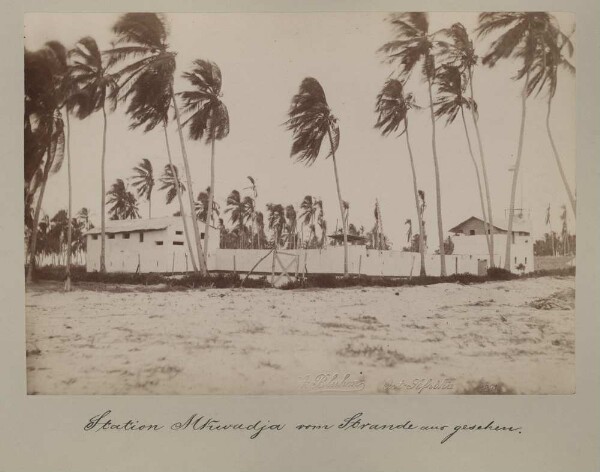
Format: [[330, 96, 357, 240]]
[[382, 378, 455, 394], [300, 373, 366, 392]]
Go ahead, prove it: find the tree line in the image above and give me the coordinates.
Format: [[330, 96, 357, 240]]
[[25, 12, 576, 288]]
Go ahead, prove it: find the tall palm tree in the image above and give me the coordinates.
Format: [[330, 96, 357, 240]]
[[286, 78, 348, 276], [375, 78, 426, 275], [159, 164, 186, 205], [24, 44, 67, 282], [527, 26, 576, 214], [440, 22, 496, 266], [180, 59, 230, 261], [106, 178, 140, 220], [69, 36, 118, 273], [131, 158, 155, 217], [434, 64, 492, 260], [380, 12, 447, 275], [109, 12, 208, 274], [477, 12, 559, 270]]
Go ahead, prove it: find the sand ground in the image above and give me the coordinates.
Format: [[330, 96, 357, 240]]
[[25, 276, 575, 395]]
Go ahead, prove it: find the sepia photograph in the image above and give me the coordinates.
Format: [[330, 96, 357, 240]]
[[24, 11, 576, 395]]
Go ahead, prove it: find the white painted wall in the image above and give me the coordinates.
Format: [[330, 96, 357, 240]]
[[86, 222, 219, 273], [452, 233, 534, 273]]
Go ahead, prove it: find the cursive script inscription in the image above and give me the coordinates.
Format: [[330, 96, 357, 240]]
[[84, 410, 164, 432]]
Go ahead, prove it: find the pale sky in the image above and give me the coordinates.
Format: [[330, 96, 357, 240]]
[[25, 12, 576, 246]]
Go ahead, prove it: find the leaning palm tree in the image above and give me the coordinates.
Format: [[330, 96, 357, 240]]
[[380, 12, 447, 275], [131, 158, 155, 217], [106, 178, 140, 220], [439, 22, 496, 266], [69, 36, 118, 273], [477, 12, 559, 270], [24, 44, 67, 283], [434, 65, 492, 261], [527, 26, 576, 214], [286, 78, 348, 276], [109, 12, 208, 274], [375, 78, 426, 275], [180, 59, 230, 260]]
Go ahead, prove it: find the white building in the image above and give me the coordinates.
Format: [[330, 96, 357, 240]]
[[85, 216, 219, 273], [449, 214, 534, 273]]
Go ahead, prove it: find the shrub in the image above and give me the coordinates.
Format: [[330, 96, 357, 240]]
[[487, 267, 517, 281]]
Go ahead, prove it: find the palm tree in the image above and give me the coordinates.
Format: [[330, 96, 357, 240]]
[[440, 22, 496, 267], [106, 178, 140, 220], [380, 12, 447, 275], [375, 78, 426, 275], [434, 64, 492, 261], [179, 59, 230, 261], [24, 44, 67, 282], [285, 205, 297, 249], [527, 26, 576, 214], [286, 78, 348, 276], [242, 196, 255, 248], [131, 158, 155, 217], [196, 187, 220, 223], [109, 12, 208, 274], [267, 203, 286, 248], [159, 164, 186, 204], [244, 176, 259, 248], [477, 12, 559, 270], [299, 195, 318, 248], [69, 36, 118, 273], [225, 190, 245, 248]]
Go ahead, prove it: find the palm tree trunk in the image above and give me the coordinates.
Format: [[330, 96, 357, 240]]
[[148, 197, 152, 219], [427, 76, 446, 276], [546, 96, 576, 215], [468, 67, 495, 267], [170, 87, 208, 275], [99, 104, 107, 273], [65, 111, 73, 291], [27, 122, 54, 283], [204, 139, 216, 261], [460, 107, 491, 258], [327, 128, 348, 277], [163, 123, 198, 272], [404, 120, 426, 276], [504, 71, 530, 271]]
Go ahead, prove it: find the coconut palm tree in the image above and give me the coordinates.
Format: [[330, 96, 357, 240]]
[[106, 178, 140, 220], [434, 64, 492, 260], [244, 176, 259, 248], [196, 187, 220, 223], [439, 22, 496, 266], [242, 196, 256, 248], [286, 78, 348, 275], [477, 12, 559, 270], [255, 211, 266, 250], [225, 190, 246, 248], [179, 59, 230, 261], [375, 78, 426, 275], [527, 26, 576, 215], [159, 164, 186, 204], [267, 203, 286, 248], [24, 44, 67, 282], [284, 205, 298, 249], [131, 158, 155, 217], [109, 12, 208, 274], [69, 36, 118, 273], [380, 12, 447, 275]]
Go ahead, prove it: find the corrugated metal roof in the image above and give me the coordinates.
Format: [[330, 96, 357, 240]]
[[85, 216, 211, 235]]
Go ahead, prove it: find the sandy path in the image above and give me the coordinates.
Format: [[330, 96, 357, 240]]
[[25, 276, 575, 395]]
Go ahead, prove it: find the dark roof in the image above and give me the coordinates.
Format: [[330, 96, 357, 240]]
[[328, 234, 368, 244], [448, 216, 531, 234]]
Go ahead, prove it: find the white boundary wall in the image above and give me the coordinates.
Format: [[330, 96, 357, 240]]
[[213, 247, 502, 277]]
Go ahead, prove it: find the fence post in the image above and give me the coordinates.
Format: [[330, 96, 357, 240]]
[[233, 254, 237, 275], [358, 254, 362, 277], [455, 256, 458, 275], [172, 252, 175, 273]]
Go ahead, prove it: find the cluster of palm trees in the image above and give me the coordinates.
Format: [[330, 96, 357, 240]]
[[25, 13, 230, 289], [25, 12, 576, 285], [27, 208, 91, 268], [371, 12, 575, 276]]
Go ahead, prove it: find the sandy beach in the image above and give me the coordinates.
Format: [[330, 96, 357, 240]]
[[25, 276, 575, 395]]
